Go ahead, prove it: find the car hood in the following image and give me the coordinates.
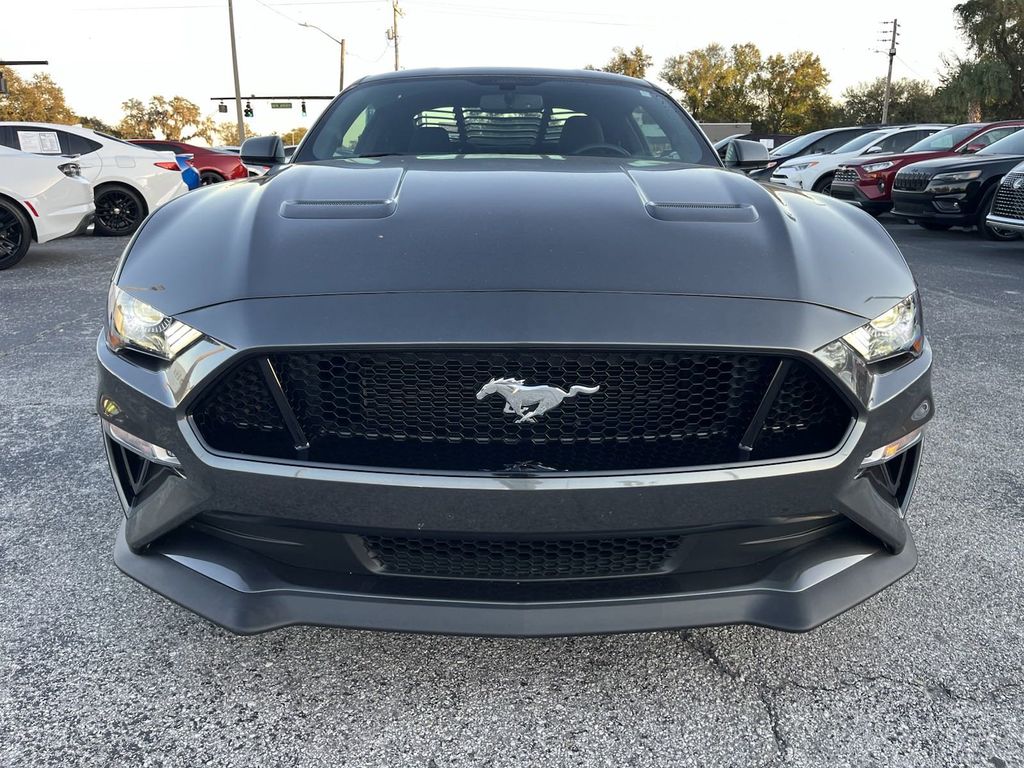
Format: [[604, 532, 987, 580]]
[[118, 156, 914, 320], [896, 153, 1024, 175], [844, 150, 953, 169]]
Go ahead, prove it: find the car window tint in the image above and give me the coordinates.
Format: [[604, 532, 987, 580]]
[[972, 126, 1021, 148], [301, 76, 715, 165], [68, 134, 103, 155]]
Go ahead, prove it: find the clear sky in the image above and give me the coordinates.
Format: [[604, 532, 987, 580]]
[[4, 0, 968, 138]]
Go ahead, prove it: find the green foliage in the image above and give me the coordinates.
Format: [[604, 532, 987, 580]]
[[76, 115, 120, 136], [0, 67, 76, 123], [954, 0, 1024, 112], [659, 44, 830, 133], [838, 78, 950, 125], [586, 46, 654, 79], [937, 55, 1021, 120], [117, 96, 215, 142]]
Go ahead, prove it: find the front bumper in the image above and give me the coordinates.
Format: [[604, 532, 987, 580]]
[[830, 181, 892, 215], [98, 293, 933, 636], [891, 191, 974, 225], [986, 212, 1024, 235]]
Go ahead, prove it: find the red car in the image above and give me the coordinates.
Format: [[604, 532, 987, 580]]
[[128, 139, 248, 185], [831, 120, 1024, 215]]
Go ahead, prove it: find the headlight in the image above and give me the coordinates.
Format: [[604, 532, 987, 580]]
[[862, 161, 894, 173], [788, 161, 819, 172], [925, 169, 982, 194], [106, 284, 202, 360], [844, 294, 923, 362], [814, 294, 924, 401]]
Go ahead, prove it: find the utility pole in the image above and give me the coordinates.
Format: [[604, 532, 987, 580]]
[[227, 0, 246, 145], [301, 22, 346, 91], [880, 18, 899, 125], [386, 1, 403, 71], [339, 38, 346, 91]]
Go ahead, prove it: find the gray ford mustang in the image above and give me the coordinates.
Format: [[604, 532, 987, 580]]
[[98, 68, 933, 635]]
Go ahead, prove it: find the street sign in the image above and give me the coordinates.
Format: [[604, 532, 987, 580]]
[[270, 102, 292, 109]]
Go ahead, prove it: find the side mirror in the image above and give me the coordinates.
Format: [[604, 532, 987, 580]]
[[722, 139, 770, 171], [864, 145, 885, 155], [962, 143, 985, 154], [240, 135, 286, 168]]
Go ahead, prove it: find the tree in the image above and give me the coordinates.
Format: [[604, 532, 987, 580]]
[[937, 55, 1020, 120], [215, 120, 254, 145], [954, 0, 1024, 112], [76, 115, 120, 136], [586, 46, 654, 79], [660, 44, 732, 122], [660, 44, 830, 131], [751, 51, 831, 133], [0, 67, 76, 123], [280, 126, 308, 145], [116, 96, 215, 142], [839, 77, 947, 125]]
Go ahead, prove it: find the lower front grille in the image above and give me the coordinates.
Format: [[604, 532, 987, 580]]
[[361, 534, 684, 580], [192, 348, 854, 473], [992, 172, 1024, 220]]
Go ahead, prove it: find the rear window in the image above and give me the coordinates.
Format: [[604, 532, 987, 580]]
[[297, 76, 715, 164]]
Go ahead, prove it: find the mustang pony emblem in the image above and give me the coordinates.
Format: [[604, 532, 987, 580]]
[[476, 377, 600, 423]]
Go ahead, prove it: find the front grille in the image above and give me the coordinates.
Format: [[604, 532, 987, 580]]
[[992, 172, 1024, 220], [893, 169, 929, 192], [361, 534, 684, 580], [833, 168, 858, 184], [192, 349, 853, 473]]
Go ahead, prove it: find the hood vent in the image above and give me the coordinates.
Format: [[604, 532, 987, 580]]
[[279, 199, 397, 220], [645, 201, 759, 223]]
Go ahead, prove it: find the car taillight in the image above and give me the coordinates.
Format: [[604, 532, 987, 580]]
[[58, 162, 81, 177], [154, 161, 180, 171]]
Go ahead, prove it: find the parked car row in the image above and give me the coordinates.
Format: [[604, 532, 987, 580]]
[[827, 121, 1024, 241], [0, 123, 253, 269]]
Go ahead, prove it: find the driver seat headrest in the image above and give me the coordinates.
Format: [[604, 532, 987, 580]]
[[558, 116, 604, 154]]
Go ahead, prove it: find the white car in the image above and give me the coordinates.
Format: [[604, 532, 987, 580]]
[[770, 125, 948, 195], [0, 122, 187, 236], [0, 145, 94, 269]]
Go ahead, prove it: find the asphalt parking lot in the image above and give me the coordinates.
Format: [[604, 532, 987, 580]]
[[1, 220, 1022, 767]]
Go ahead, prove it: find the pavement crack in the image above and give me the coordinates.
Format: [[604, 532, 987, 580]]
[[757, 686, 790, 768]]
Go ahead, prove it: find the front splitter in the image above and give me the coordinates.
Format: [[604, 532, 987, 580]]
[[114, 519, 917, 636]]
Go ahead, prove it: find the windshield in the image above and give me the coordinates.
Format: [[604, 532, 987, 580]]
[[296, 76, 716, 164], [905, 124, 984, 152], [978, 129, 1024, 156], [769, 131, 823, 158], [831, 130, 888, 154]]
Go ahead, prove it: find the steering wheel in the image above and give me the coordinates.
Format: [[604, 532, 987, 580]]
[[572, 143, 631, 158]]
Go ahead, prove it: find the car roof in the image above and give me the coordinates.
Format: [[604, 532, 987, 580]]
[[355, 67, 649, 87], [0, 121, 96, 136]]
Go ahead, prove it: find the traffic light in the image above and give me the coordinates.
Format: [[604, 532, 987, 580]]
[[243, 100, 253, 118], [218, 101, 227, 113], [301, 99, 307, 117]]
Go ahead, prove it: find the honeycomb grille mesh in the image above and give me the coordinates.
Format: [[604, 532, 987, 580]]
[[191, 349, 853, 472], [362, 534, 684, 580], [992, 172, 1024, 220]]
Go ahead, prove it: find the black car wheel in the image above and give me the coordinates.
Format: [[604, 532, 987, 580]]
[[0, 199, 31, 270], [200, 171, 225, 186], [94, 186, 145, 237], [978, 186, 1021, 241], [812, 174, 834, 196]]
